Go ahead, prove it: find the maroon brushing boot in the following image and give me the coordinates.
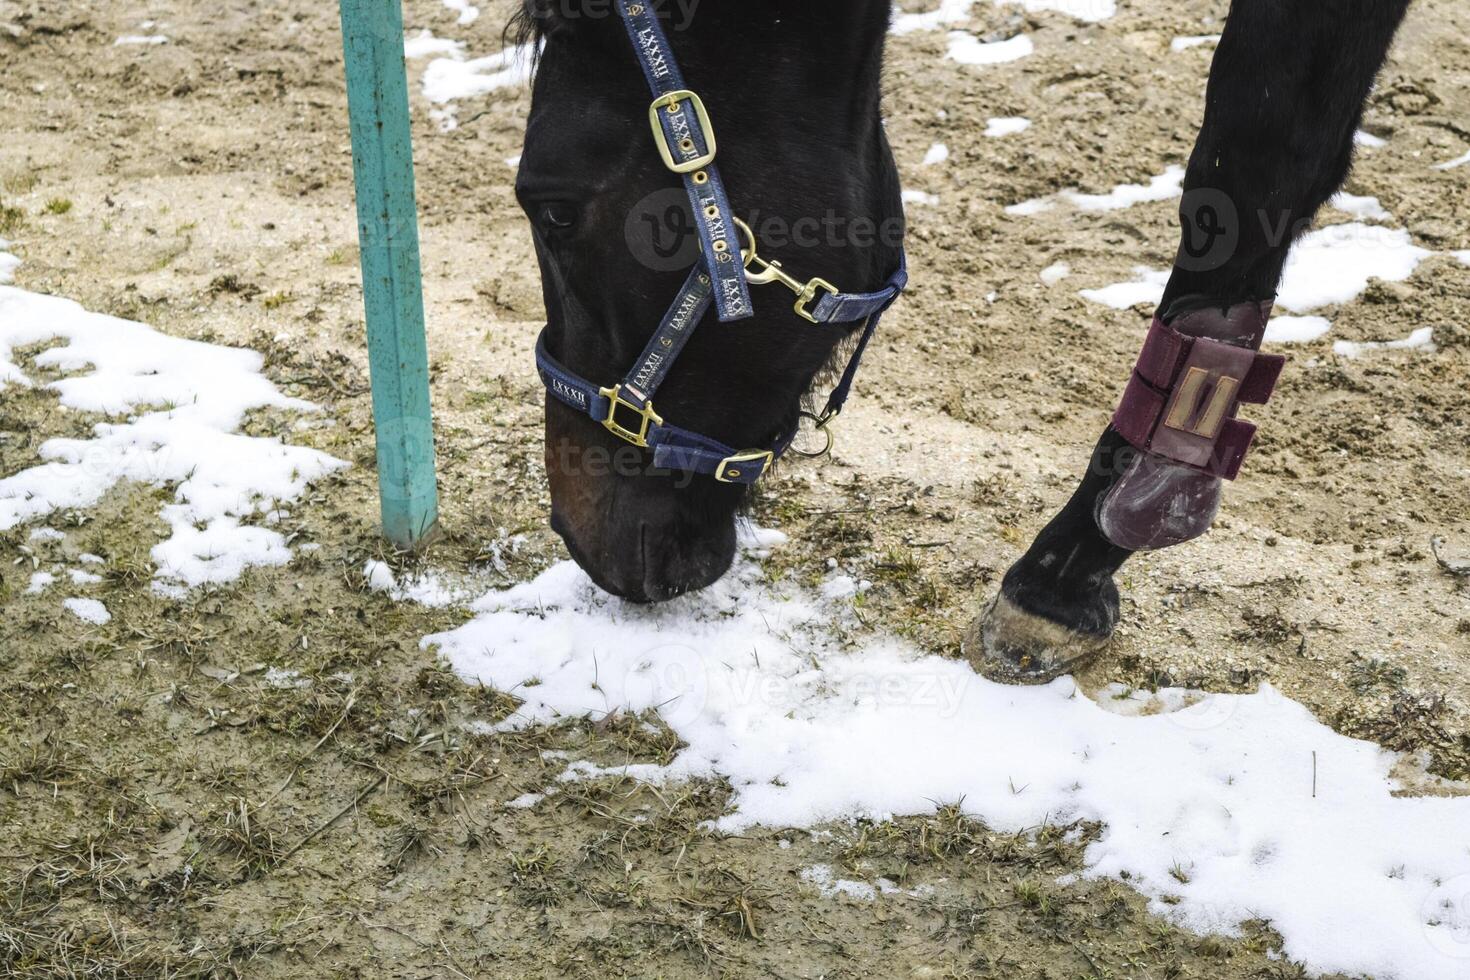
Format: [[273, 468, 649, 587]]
[[964, 299, 1285, 683]]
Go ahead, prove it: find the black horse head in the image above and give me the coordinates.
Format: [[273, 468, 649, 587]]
[[514, 0, 903, 601]]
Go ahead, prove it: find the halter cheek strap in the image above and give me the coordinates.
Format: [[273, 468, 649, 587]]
[[620, 0, 751, 322], [534, 0, 909, 485]]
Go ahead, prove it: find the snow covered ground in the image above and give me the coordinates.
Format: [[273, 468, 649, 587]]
[[0, 246, 346, 596], [421, 526, 1470, 980], [1046, 155, 1452, 353], [6, 9, 1469, 979]]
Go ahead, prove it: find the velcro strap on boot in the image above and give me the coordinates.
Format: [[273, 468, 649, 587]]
[[1113, 317, 1285, 480]]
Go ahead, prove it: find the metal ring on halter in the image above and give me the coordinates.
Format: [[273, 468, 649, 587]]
[[787, 411, 835, 459]]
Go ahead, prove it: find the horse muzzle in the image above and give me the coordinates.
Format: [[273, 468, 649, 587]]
[[545, 424, 739, 603]]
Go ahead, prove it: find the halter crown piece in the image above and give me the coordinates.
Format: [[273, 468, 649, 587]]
[[534, 0, 908, 484]]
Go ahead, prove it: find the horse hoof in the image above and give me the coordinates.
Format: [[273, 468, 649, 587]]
[[962, 592, 1112, 685]]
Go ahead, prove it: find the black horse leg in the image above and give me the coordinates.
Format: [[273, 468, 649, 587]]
[[967, 0, 1414, 682]]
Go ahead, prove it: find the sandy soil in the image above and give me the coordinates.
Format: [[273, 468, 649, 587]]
[[2, 0, 1468, 976]]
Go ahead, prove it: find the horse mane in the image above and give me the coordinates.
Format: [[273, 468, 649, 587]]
[[504, 1, 551, 48]]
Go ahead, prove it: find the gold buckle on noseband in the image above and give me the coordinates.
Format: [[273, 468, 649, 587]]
[[715, 449, 774, 483], [599, 384, 663, 448], [649, 90, 717, 174]]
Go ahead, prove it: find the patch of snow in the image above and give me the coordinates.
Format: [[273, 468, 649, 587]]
[[479, 530, 528, 575], [422, 43, 536, 104], [1004, 197, 1055, 216], [891, 0, 976, 35], [0, 250, 19, 286], [1333, 327, 1436, 359], [1065, 165, 1185, 212], [68, 569, 103, 586], [63, 597, 110, 625], [1276, 224, 1433, 312], [506, 792, 546, 809], [922, 142, 950, 166], [1432, 149, 1470, 171], [877, 876, 935, 898], [1171, 34, 1220, 51], [29, 527, 65, 542], [1079, 267, 1170, 309], [363, 559, 479, 608], [1265, 315, 1331, 344], [802, 864, 877, 901], [442, 0, 479, 26], [264, 667, 311, 689], [1329, 191, 1390, 221], [423, 529, 1470, 980], [820, 575, 870, 601], [1082, 223, 1434, 315], [1007, 165, 1184, 214], [26, 571, 55, 594], [946, 31, 1033, 66], [1039, 261, 1071, 285], [404, 29, 464, 61], [0, 280, 348, 588], [115, 35, 169, 46], [505, 154, 522, 169], [1454, 251, 1470, 267], [984, 116, 1031, 137], [79, 552, 105, 565], [902, 189, 940, 207], [1355, 129, 1387, 149], [428, 107, 460, 132]]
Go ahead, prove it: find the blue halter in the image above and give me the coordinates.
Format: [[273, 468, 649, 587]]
[[535, 0, 908, 485]]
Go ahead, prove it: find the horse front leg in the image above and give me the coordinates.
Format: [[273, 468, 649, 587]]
[[967, 0, 1414, 683]]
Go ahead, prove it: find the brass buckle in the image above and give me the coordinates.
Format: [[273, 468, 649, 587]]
[[733, 218, 841, 324], [648, 90, 717, 174], [715, 449, 774, 483], [598, 385, 663, 448]]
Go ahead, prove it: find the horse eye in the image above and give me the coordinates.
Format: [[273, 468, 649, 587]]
[[538, 202, 578, 231]]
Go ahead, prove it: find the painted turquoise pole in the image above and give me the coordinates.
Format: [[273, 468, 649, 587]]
[[338, 0, 440, 547]]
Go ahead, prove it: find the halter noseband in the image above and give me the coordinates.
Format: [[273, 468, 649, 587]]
[[535, 0, 908, 485]]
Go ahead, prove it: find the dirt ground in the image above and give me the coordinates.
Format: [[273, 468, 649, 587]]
[[2, 0, 1468, 977]]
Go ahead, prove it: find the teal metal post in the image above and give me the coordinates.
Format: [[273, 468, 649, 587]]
[[338, 0, 440, 548]]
